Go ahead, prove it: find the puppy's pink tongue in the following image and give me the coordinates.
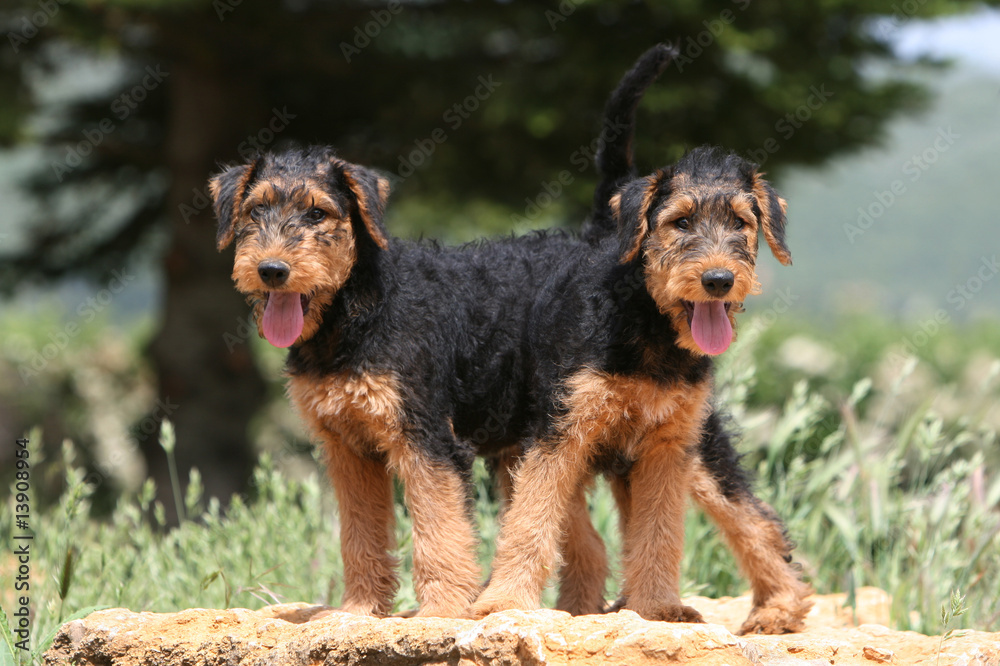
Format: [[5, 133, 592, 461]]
[[689, 301, 733, 355], [262, 292, 304, 348]]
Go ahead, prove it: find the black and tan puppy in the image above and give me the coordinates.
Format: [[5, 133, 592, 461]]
[[472, 45, 813, 633], [211, 147, 611, 617]]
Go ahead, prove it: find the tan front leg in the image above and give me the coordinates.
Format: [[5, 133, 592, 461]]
[[390, 446, 481, 617], [622, 425, 704, 623], [323, 432, 398, 616]]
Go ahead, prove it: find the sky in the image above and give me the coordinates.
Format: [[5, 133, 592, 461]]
[[891, 7, 1000, 74]]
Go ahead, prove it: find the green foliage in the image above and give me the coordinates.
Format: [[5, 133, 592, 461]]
[[0, 305, 156, 513], [2, 314, 998, 658], [3, 0, 992, 282], [706, 316, 1000, 633], [937, 589, 971, 665], [0, 447, 345, 659]]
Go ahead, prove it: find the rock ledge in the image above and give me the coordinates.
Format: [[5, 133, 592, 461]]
[[44, 589, 1000, 665]]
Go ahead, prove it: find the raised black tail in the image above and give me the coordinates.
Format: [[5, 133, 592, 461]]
[[584, 43, 675, 240]]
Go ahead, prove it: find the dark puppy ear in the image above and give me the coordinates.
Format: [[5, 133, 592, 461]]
[[610, 171, 667, 264], [338, 162, 390, 251], [752, 173, 792, 266], [209, 158, 261, 250]]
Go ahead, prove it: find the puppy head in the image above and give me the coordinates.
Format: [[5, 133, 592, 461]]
[[210, 146, 390, 347], [610, 146, 791, 356]]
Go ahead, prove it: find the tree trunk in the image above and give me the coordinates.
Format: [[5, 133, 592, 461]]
[[143, 57, 268, 519]]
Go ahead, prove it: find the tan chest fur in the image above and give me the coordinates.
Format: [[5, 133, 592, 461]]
[[286, 371, 403, 454], [560, 368, 713, 456]]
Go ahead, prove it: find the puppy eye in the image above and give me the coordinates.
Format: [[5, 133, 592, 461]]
[[674, 217, 690, 231], [734, 218, 748, 230], [306, 207, 327, 223], [250, 204, 266, 221]]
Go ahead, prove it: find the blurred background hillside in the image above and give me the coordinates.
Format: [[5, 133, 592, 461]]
[[0, 0, 998, 514]]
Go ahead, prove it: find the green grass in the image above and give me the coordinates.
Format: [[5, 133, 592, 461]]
[[1, 313, 999, 663]]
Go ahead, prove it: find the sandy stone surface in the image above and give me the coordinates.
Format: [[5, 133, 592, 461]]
[[44, 588, 1000, 665]]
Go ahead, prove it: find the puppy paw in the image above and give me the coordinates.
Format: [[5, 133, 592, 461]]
[[629, 601, 705, 623], [738, 596, 813, 635]]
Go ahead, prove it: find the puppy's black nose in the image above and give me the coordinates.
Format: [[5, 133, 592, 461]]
[[258, 260, 291, 287], [701, 268, 734, 297]]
